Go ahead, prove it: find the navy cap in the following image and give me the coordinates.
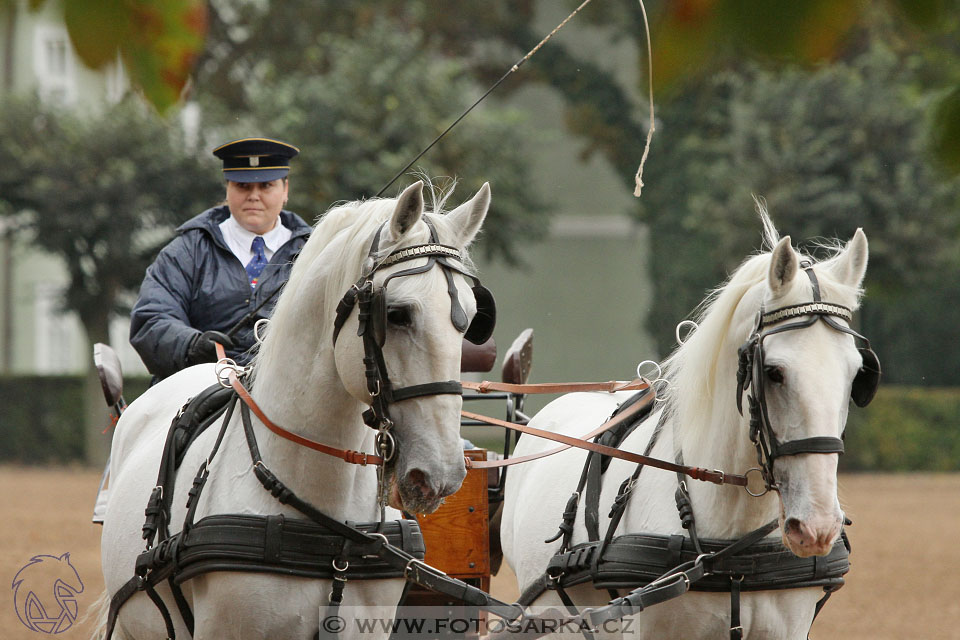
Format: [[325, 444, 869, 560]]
[[212, 137, 300, 183]]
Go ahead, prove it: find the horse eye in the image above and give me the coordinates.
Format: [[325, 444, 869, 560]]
[[765, 366, 785, 385], [386, 306, 413, 327]]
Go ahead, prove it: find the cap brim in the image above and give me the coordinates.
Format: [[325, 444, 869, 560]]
[[223, 168, 290, 183]]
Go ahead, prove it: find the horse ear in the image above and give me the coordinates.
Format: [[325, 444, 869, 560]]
[[768, 235, 797, 297], [827, 228, 869, 288], [445, 182, 490, 247], [387, 181, 425, 242]]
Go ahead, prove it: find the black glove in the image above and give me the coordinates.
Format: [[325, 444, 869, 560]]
[[185, 330, 235, 366]]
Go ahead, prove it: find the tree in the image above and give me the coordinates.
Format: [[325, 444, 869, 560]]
[[634, 28, 960, 382], [0, 96, 221, 346], [0, 95, 222, 461], [204, 17, 547, 264]]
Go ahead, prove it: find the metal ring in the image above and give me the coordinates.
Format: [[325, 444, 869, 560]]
[[253, 318, 270, 344], [743, 468, 770, 497], [651, 377, 670, 401], [215, 357, 241, 389], [377, 430, 396, 462], [675, 320, 699, 345], [332, 558, 350, 572], [636, 359, 662, 382]]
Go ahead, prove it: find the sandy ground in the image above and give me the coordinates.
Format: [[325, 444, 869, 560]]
[[1, 467, 957, 639]]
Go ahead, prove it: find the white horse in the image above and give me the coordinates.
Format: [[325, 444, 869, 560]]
[[503, 217, 872, 639], [94, 180, 491, 640]]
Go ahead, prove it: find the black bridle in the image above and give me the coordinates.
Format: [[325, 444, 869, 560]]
[[736, 262, 881, 491], [331, 219, 495, 501]]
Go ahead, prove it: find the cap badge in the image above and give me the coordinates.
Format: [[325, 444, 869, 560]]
[[249, 156, 260, 167]]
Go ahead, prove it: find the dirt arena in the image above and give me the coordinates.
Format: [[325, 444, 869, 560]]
[[1, 467, 957, 639]]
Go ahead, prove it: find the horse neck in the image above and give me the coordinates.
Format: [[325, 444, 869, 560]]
[[242, 321, 380, 522], [668, 339, 781, 538]]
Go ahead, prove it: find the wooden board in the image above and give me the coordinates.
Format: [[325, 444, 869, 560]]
[[416, 449, 490, 578]]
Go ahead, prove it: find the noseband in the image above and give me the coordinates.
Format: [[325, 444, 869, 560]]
[[331, 218, 496, 465], [736, 262, 881, 491]]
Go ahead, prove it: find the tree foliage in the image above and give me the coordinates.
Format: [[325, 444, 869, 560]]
[[195, 7, 548, 263], [0, 96, 221, 343], [635, 28, 960, 383]]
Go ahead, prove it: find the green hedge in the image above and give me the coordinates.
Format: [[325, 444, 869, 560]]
[[0, 375, 152, 463], [841, 386, 960, 472], [2, 379, 959, 470]]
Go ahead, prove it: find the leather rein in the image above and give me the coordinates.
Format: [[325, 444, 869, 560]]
[[219, 351, 749, 489]]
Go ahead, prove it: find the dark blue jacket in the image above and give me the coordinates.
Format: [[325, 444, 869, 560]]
[[130, 206, 311, 380]]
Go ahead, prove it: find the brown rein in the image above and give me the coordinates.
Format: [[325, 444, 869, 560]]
[[462, 406, 747, 487], [461, 379, 647, 395], [214, 344, 745, 486]]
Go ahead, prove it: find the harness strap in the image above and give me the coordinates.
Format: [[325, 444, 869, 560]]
[[468, 389, 655, 471], [584, 520, 781, 630], [228, 371, 383, 466], [462, 378, 647, 395], [729, 577, 743, 640], [461, 409, 745, 486]]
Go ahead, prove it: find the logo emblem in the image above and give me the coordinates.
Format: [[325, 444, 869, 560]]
[[249, 156, 260, 167], [12, 553, 84, 634]]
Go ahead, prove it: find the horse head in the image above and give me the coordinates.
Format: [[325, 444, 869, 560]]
[[334, 182, 492, 513], [734, 230, 871, 557]]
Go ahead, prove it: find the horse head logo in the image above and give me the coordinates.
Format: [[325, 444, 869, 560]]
[[11, 553, 85, 634]]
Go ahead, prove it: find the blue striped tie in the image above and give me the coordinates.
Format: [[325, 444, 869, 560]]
[[245, 236, 267, 289]]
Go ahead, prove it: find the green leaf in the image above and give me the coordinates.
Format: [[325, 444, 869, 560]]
[[62, 0, 127, 68]]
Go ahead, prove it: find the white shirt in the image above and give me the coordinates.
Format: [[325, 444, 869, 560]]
[[219, 214, 292, 266]]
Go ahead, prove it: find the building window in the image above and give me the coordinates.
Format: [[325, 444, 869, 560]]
[[33, 24, 76, 105]]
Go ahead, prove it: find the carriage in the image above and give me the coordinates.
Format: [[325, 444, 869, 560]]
[[90, 182, 879, 639]]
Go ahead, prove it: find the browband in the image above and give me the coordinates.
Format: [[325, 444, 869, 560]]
[[761, 302, 852, 327]]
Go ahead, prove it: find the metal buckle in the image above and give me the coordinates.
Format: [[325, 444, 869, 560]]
[[363, 533, 389, 559], [647, 569, 690, 592], [404, 558, 447, 581]]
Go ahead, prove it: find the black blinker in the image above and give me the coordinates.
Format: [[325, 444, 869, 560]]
[[465, 285, 496, 345], [851, 347, 881, 408]]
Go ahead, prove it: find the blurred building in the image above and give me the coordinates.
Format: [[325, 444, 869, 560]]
[[0, 0, 146, 374]]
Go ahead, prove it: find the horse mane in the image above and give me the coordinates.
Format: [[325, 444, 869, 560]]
[[660, 207, 864, 461], [252, 181, 474, 373]]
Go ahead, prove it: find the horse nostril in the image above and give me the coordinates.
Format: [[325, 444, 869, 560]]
[[784, 517, 801, 536], [406, 469, 436, 499]]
